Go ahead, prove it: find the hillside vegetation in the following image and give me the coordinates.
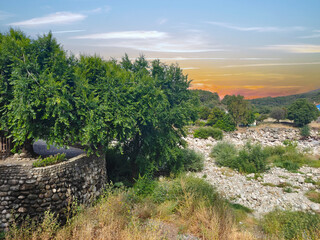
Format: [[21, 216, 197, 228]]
[[250, 88, 320, 108]]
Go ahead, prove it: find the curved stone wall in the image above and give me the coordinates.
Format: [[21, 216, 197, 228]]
[[0, 154, 106, 230]]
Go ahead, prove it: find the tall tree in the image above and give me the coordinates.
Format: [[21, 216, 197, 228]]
[[226, 95, 254, 126], [287, 99, 320, 127]]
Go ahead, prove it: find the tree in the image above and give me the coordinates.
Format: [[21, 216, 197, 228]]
[[287, 99, 320, 127], [206, 107, 225, 126], [3, 32, 78, 155], [226, 95, 254, 126], [270, 107, 287, 122]]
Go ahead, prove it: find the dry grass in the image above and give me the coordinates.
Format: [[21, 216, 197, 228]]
[[310, 121, 320, 130], [5, 178, 256, 240]]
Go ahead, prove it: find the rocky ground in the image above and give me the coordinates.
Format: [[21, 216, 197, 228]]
[[185, 126, 320, 217]]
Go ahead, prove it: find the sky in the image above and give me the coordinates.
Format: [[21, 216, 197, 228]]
[[1, 0, 320, 99]]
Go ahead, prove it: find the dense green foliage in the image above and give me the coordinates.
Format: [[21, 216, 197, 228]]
[[0, 29, 197, 177], [32, 153, 67, 167], [261, 210, 320, 240], [300, 125, 310, 137], [206, 107, 236, 131], [212, 140, 319, 173], [250, 88, 320, 109], [264, 140, 320, 170], [270, 107, 287, 122], [224, 95, 254, 126], [211, 142, 268, 173], [191, 89, 220, 108], [287, 99, 320, 127], [193, 127, 223, 140]]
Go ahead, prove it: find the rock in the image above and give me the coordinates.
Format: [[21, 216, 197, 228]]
[[310, 203, 320, 211], [18, 207, 27, 213]]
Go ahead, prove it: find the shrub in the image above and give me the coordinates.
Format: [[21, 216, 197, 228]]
[[32, 153, 67, 167], [265, 141, 318, 171], [300, 125, 310, 137], [211, 142, 238, 168], [261, 210, 320, 240], [211, 142, 268, 173], [193, 127, 223, 140], [179, 148, 204, 172], [134, 174, 157, 197], [151, 175, 220, 206], [236, 142, 268, 173]]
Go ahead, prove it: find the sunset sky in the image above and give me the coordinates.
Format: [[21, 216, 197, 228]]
[[1, 0, 319, 99]]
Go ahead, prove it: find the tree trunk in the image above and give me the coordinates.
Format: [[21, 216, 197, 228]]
[[22, 138, 36, 157]]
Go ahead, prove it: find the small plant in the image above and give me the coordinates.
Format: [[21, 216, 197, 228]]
[[283, 187, 293, 193], [193, 127, 223, 140], [32, 153, 67, 167], [261, 210, 320, 239], [300, 125, 310, 138], [305, 177, 320, 187]]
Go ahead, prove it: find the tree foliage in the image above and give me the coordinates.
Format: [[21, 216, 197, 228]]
[[0, 29, 197, 176], [225, 95, 254, 126], [270, 107, 287, 122], [287, 99, 320, 127]]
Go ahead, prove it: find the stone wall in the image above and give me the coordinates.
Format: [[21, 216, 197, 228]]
[[0, 154, 106, 230]]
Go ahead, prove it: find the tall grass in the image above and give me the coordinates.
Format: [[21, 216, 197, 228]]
[[4, 176, 254, 240]]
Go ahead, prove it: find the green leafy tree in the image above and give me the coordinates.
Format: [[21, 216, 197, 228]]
[[206, 107, 225, 126], [270, 107, 287, 122], [287, 99, 320, 127], [4, 32, 78, 155], [226, 95, 254, 126]]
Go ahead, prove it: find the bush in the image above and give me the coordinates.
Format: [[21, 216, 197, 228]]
[[261, 210, 320, 240], [211, 142, 268, 173], [133, 174, 157, 197], [300, 125, 310, 137], [211, 142, 238, 168], [265, 141, 318, 171], [151, 175, 220, 206], [236, 142, 268, 173], [193, 127, 223, 140], [32, 153, 67, 167], [179, 148, 204, 172]]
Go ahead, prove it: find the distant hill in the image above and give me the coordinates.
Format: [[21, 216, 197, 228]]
[[250, 88, 320, 108]]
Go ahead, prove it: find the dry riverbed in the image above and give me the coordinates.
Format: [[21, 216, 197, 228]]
[[185, 126, 320, 217]]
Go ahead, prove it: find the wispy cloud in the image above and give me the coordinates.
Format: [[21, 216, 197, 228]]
[[222, 62, 320, 68], [83, 6, 111, 14], [0, 10, 14, 20], [73, 31, 168, 40], [52, 29, 85, 34], [206, 21, 305, 32], [9, 12, 86, 27], [263, 44, 320, 53], [299, 30, 320, 39], [74, 31, 224, 53]]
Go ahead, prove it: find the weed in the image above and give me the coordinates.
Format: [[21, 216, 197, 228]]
[[32, 153, 67, 167]]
